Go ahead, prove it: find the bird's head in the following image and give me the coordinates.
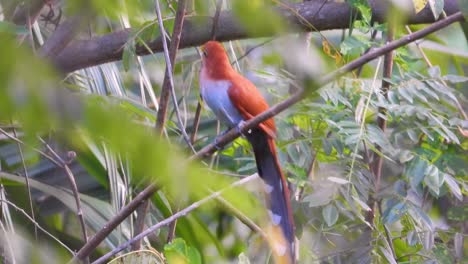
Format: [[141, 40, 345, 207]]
[[200, 41, 232, 79]]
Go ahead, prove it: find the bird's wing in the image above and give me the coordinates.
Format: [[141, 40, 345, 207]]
[[227, 74, 277, 138]]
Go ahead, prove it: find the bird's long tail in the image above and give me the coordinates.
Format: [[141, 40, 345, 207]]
[[247, 128, 295, 263]]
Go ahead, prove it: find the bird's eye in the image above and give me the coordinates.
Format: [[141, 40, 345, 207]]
[[202, 50, 208, 57]]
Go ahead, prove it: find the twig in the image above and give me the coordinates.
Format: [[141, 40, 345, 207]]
[[377, 201, 396, 259], [154, 0, 190, 245], [0, 128, 61, 167], [37, 137, 89, 263], [91, 174, 259, 264], [0, 198, 74, 254], [190, 102, 202, 144], [11, 123, 37, 239], [366, 21, 395, 224], [9, 0, 46, 26], [131, 199, 150, 250], [231, 38, 275, 65], [154, 0, 194, 153], [210, 0, 224, 40], [72, 184, 160, 262]]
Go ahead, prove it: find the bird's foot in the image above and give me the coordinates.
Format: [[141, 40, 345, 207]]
[[236, 120, 249, 137]]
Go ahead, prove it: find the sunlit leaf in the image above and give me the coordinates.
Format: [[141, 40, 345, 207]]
[[413, 0, 429, 14], [164, 238, 202, 264]]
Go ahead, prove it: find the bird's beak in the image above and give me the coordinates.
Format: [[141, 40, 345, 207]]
[[198, 45, 206, 58]]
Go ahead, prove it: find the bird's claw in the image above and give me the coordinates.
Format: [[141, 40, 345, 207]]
[[236, 120, 249, 137]]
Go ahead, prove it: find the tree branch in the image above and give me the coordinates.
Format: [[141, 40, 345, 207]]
[[155, 0, 188, 134], [52, 0, 462, 73]]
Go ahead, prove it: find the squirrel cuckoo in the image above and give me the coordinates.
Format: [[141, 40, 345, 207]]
[[199, 41, 295, 262]]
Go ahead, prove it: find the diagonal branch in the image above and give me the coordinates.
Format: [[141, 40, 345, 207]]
[[155, 0, 188, 134], [154, 0, 194, 152]]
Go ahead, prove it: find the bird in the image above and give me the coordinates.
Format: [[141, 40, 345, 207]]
[[199, 41, 295, 263]]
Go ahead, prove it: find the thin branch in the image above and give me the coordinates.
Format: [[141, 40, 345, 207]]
[[37, 137, 89, 263], [11, 123, 37, 239], [154, 0, 195, 153], [366, 20, 395, 224], [0, 128, 62, 167], [72, 184, 160, 262], [190, 102, 202, 144], [0, 198, 74, 254], [210, 0, 224, 40], [153, 0, 190, 245], [8, 0, 46, 26], [131, 199, 150, 250], [231, 38, 275, 65], [91, 174, 259, 264], [377, 201, 396, 259]]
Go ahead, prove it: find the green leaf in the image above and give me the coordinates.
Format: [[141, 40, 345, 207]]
[[447, 206, 468, 221], [327, 177, 349, 185], [406, 157, 428, 191], [304, 188, 334, 207], [340, 35, 371, 56], [399, 150, 414, 163], [424, 164, 443, 195], [164, 238, 202, 264], [122, 41, 136, 72], [413, 0, 429, 14], [383, 200, 407, 224], [442, 74, 468, 83], [443, 174, 462, 201], [428, 0, 445, 19], [379, 246, 397, 264], [322, 204, 339, 227], [422, 231, 434, 251], [428, 65, 441, 78], [433, 244, 454, 264]]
